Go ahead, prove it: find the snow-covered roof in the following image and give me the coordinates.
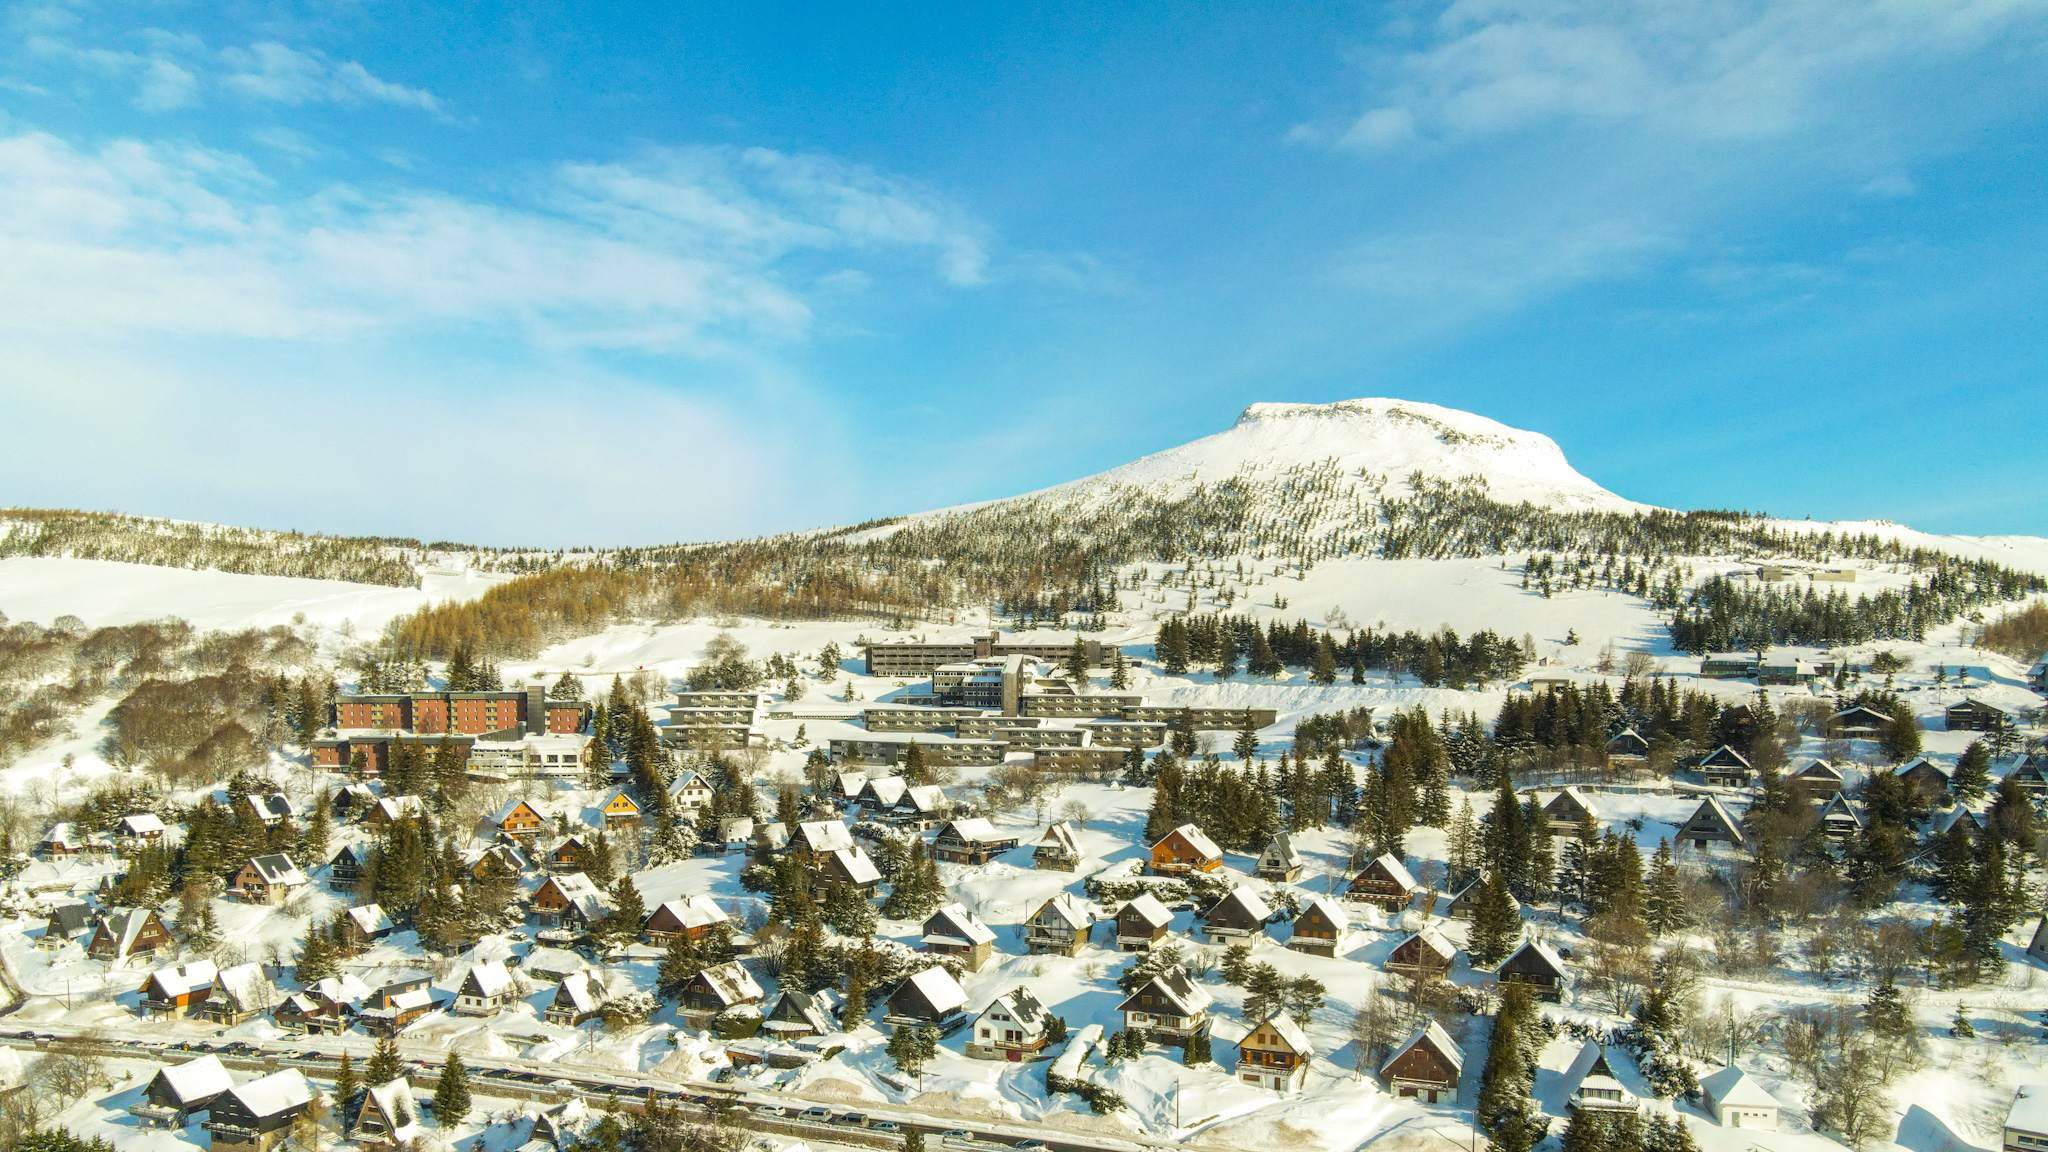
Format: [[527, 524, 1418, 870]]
[[1298, 896, 1350, 932], [939, 817, 1007, 844], [1250, 1011, 1311, 1055], [1506, 938, 1568, 978], [923, 903, 996, 947], [902, 785, 948, 812], [797, 820, 854, 854], [247, 853, 306, 886], [544, 872, 601, 902], [1034, 822, 1081, 856], [120, 813, 166, 835], [525, 948, 593, 979], [1382, 1021, 1463, 1076], [1549, 786, 1598, 819], [226, 1069, 314, 1119], [211, 962, 278, 1011], [1120, 892, 1173, 930], [1397, 927, 1456, 962], [831, 846, 882, 886], [491, 798, 545, 824], [1118, 966, 1211, 1017], [1159, 823, 1222, 860], [1036, 893, 1091, 930], [463, 960, 513, 998], [652, 895, 728, 931], [764, 990, 835, 1034], [99, 907, 161, 957], [365, 1076, 423, 1144], [863, 777, 908, 806], [348, 904, 394, 936], [836, 772, 868, 796], [902, 966, 968, 1015], [1260, 833, 1303, 868], [696, 961, 764, 1006], [1563, 1041, 1632, 1100], [374, 796, 424, 821], [311, 974, 373, 1006], [1700, 1065, 1779, 1110], [1896, 756, 1951, 779], [1791, 759, 1843, 781], [1368, 852, 1420, 892], [2010, 1086, 2048, 1135], [555, 971, 610, 1014], [156, 1055, 233, 1105], [148, 960, 218, 999], [1211, 887, 1271, 923], [39, 822, 76, 847], [979, 986, 1048, 1031]]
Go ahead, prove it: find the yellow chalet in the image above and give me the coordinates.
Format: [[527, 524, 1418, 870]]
[[491, 800, 547, 840], [597, 788, 643, 829], [1148, 824, 1224, 876]]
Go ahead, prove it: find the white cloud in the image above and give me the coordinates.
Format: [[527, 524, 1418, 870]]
[[218, 42, 442, 113], [134, 56, 195, 111]]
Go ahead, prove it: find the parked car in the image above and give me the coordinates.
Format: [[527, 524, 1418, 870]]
[[799, 1107, 833, 1123], [836, 1114, 867, 1127], [870, 1122, 901, 1134]]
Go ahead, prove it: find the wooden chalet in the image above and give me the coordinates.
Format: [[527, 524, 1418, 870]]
[[1287, 897, 1349, 958], [355, 977, 436, 1037], [1381, 1022, 1462, 1103], [2028, 918, 2048, 965], [642, 895, 728, 945], [1117, 965, 1212, 1047], [1255, 833, 1304, 882], [346, 1077, 424, 1148], [1817, 793, 1864, 842], [794, 819, 856, 858], [362, 795, 424, 828], [452, 960, 516, 1015], [547, 836, 588, 870], [532, 872, 604, 925], [35, 822, 84, 859], [763, 989, 838, 1038], [835, 772, 869, 804], [199, 962, 279, 1025], [88, 907, 171, 966], [1827, 704, 1895, 739], [141, 960, 218, 1017], [1115, 892, 1174, 951], [202, 1069, 314, 1152], [339, 904, 395, 951], [1542, 786, 1600, 833], [1563, 1041, 1638, 1116], [668, 770, 713, 811], [857, 776, 908, 814], [1236, 1012, 1312, 1092], [470, 842, 530, 881], [680, 960, 765, 1016], [40, 903, 93, 949], [896, 784, 953, 826], [1932, 802, 1984, 837], [1696, 745, 1753, 788], [1895, 757, 1953, 802], [1443, 879, 1519, 921], [1347, 852, 1423, 911], [1787, 759, 1844, 803], [1605, 728, 1650, 767], [132, 1055, 234, 1127], [965, 985, 1052, 1062], [327, 844, 365, 891], [240, 793, 298, 828], [1384, 927, 1457, 978], [118, 813, 167, 847], [2010, 756, 2048, 800], [1497, 938, 1568, 1001], [1947, 698, 2009, 732], [229, 854, 307, 905], [922, 902, 997, 971], [1677, 796, 1746, 849], [544, 971, 611, 1025], [819, 845, 883, 894], [1148, 823, 1224, 876], [1032, 821, 1082, 871], [491, 799, 548, 839], [595, 788, 642, 829], [1202, 887, 1271, 942], [330, 783, 377, 820], [1023, 893, 1092, 956], [931, 817, 1019, 865], [885, 966, 969, 1033]]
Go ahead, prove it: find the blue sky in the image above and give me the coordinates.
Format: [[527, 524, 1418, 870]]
[[2, 0, 2045, 547]]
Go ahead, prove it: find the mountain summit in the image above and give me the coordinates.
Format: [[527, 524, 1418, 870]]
[[1030, 397, 1644, 513]]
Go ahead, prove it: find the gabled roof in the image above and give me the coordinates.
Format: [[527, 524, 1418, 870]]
[[649, 895, 727, 932], [1116, 965, 1211, 1017], [1932, 802, 1982, 836], [764, 990, 835, 1034], [45, 903, 92, 937], [329, 844, 365, 868], [98, 907, 163, 957], [1246, 1011, 1312, 1056], [211, 962, 277, 1011], [670, 770, 708, 791], [224, 1069, 314, 1120], [900, 966, 968, 1015], [372, 796, 424, 821], [247, 794, 298, 820], [835, 772, 868, 796], [1503, 938, 1567, 978], [922, 903, 996, 947], [1790, 759, 1843, 783], [862, 777, 908, 807], [1033, 821, 1081, 857], [1546, 786, 1599, 820], [1680, 796, 1746, 845], [1209, 887, 1271, 924], [1563, 1040, 1632, 1100], [491, 798, 546, 824], [363, 1076, 423, 1144], [1033, 893, 1091, 930], [1119, 892, 1173, 930], [1394, 926, 1456, 963], [1260, 833, 1303, 868], [902, 785, 948, 813], [597, 787, 641, 812], [1699, 1065, 1779, 1109], [796, 820, 854, 854], [1155, 823, 1223, 860], [1381, 1021, 1463, 1076], [155, 1054, 235, 1106], [311, 973, 373, 1004], [937, 817, 1009, 845], [1297, 896, 1350, 932], [347, 904, 395, 936], [1363, 852, 1420, 892], [554, 971, 610, 1014], [147, 960, 218, 999], [1698, 744, 1751, 770], [1895, 756, 1950, 780], [39, 821, 78, 847], [1606, 727, 1648, 749], [694, 960, 764, 1006], [979, 986, 1048, 1031], [247, 854, 307, 886], [540, 872, 601, 903], [462, 959, 513, 998], [829, 846, 883, 886], [120, 813, 166, 835], [1818, 793, 1865, 829]]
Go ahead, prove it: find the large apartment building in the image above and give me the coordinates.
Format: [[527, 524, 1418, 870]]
[[334, 687, 588, 738], [864, 632, 1107, 678], [662, 691, 768, 750]]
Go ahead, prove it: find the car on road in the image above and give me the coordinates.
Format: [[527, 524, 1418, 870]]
[[1014, 1141, 1050, 1151], [798, 1107, 833, 1123], [940, 1131, 974, 1144], [870, 1122, 901, 1134], [835, 1113, 867, 1127]]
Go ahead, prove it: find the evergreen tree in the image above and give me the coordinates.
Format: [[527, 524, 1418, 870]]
[[1183, 1028, 1212, 1066], [1310, 634, 1338, 686], [1468, 870, 1521, 968], [1931, 822, 1976, 903], [1478, 983, 1547, 1152], [365, 1037, 403, 1086], [1952, 740, 1992, 804], [604, 874, 647, 945], [843, 954, 870, 1028], [904, 1128, 926, 1152], [432, 1050, 471, 1127], [1233, 722, 1258, 764], [334, 1052, 358, 1106], [552, 670, 585, 701], [1644, 839, 1686, 936], [295, 929, 339, 984], [1110, 648, 1129, 690], [902, 741, 930, 786], [1949, 1004, 1975, 1038], [657, 930, 703, 1000], [1065, 637, 1091, 686]]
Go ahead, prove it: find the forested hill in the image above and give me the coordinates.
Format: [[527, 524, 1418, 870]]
[[0, 509, 423, 588]]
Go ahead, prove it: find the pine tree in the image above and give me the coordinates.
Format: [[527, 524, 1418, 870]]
[[1351, 651, 1366, 685], [843, 957, 870, 1028], [433, 1050, 471, 1127], [1949, 1003, 1975, 1038], [904, 1129, 926, 1152], [1468, 870, 1521, 968], [365, 1036, 403, 1086], [1065, 637, 1090, 686], [1952, 740, 1992, 804], [1931, 822, 1976, 903], [605, 874, 647, 945], [1310, 635, 1338, 686], [295, 930, 338, 984], [1644, 839, 1686, 935], [334, 1052, 358, 1106], [657, 930, 703, 1000], [1447, 800, 1480, 890], [552, 670, 585, 700], [1232, 722, 1258, 765], [1110, 648, 1130, 690], [902, 741, 930, 786], [1183, 1028, 1212, 1066]]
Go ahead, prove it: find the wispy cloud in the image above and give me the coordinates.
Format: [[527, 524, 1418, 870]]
[[218, 42, 442, 113]]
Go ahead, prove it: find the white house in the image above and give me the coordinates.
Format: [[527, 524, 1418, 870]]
[[1699, 1065, 1780, 1130]]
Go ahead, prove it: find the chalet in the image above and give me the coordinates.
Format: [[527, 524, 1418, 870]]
[[340, 904, 396, 950], [1255, 833, 1304, 882], [40, 903, 93, 949], [532, 872, 604, 926], [133, 1055, 234, 1127], [932, 817, 1020, 865], [1385, 927, 1457, 978], [240, 793, 298, 828], [202, 1068, 314, 1152], [230, 854, 307, 905], [680, 961, 765, 1016], [470, 842, 531, 882], [275, 972, 366, 1035], [1236, 1011, 1312, 1093], [1677, 796, 1746, 849], [2007, 1085, 2048, 1152], [715, 817, 752, 851], [1933, 802, 1985, 838], [141, 960, 219, 1017], [643, 895, 728, 945], [327, 844, 365, 891], [595, 788, 642, 829], [1023, 893, 1092, 956], [346, 1077, 424, 1148], [1115, 893, 1174, 951], [820, 846, 884, 894], [1947, 698, 2009, 732], [1757, 655, 1816, 686], [1563, 1041, 1637, 1116], [897, 785, 953, 826], [1696, 745, 1753, 788], [751, 821, 791, 859], [858, 776, 908, 814], [835, 772, 869, 804], [88, 907, 171, 966], [1202, 887, 1271, 942], [966, 986, 1052, 1062], [1497, 938, 1568, 1001], [331, 783, 377, 820], [1380, 1021, 1463, 1103], [1347, 852, 1423, 911], [1699, 1065, 1781, 1129], [200, 962, 279, 1025], [1288, 897, 1349, 958], [118, 813, 167, 846], [794, 820, 856, 858], [545, 971, 611, 1025], [1605, 728, 1650, 766], [886, 965, 970, 1033], [1541, 786, 1600, 834], [1817, 794, 1864, 842], [486, 798, 546, 840], [668, 771, 713, 811], [363, 795, 424, 827], [1149, 824, 1223, 875], [922, 903, 997, 971], [355, 978, 437, 1036], [1827, 704, 1895, 739], [547, 836, 588, 870], [1032, 821, 1082, 871], [1117, 965, 1212, 1047], [762, 989, 838, 1038], [2010, 755, 2048, 800], [36, 823, 83, 859], [1444, 880, 1520, 921], [1895, 757, 1953, 801], [452, 960, 516, 1015], [1787, 759, 1844, 802]]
